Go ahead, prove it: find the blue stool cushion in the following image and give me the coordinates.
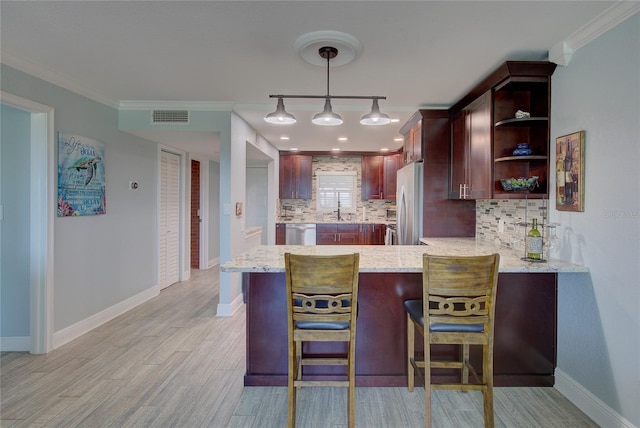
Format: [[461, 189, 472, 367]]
[[403, 299, 484, 333]]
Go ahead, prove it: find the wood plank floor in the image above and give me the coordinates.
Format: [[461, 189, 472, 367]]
[[1, 267, 598, 427]]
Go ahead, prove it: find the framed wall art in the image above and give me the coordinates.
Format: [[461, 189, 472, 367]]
[[57, 132, 106, 216], [555, 130, 585, 212]]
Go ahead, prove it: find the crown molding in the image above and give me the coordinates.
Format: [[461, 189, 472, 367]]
[[119, 101, 234, 111], [550, 1, 640, 66], [1, 51, 119, 109]]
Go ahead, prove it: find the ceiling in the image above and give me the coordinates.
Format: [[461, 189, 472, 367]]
[[0, 1, 623, 160]]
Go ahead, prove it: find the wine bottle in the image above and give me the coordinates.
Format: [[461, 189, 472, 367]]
[[527, 218, 543, 260]]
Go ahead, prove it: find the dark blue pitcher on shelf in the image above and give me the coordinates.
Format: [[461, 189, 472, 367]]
[[512, 143, 533, 156]]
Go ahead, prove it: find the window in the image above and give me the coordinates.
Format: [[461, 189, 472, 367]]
[[316, 171, 357, 213]]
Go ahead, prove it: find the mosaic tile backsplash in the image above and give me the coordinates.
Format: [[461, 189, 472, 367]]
[[277, 156, 395, 223], [476, 199, 555, 254]]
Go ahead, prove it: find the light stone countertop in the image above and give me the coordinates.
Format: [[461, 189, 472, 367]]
[[220, 238, 589, 274]]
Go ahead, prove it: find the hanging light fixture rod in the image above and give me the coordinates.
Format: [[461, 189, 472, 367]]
[[268, 95, 386, 100]]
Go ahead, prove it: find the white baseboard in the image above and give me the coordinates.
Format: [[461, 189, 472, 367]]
[[216, 293, 244, 317], [0, 336, 30, 352], [555, 368, 637, 428], [53, 285, 160, 349], [208, 257, 220, 268]]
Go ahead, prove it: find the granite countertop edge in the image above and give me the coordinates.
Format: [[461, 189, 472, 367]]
[[220, 238, 589, 274]]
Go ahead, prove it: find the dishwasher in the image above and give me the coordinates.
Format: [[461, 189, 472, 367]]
[[285, 224, 317, 245]]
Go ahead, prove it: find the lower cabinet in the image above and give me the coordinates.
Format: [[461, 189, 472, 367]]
[[316, 223, 360, 245], [316, 223, 385, 245], [275, 223, 285, 245]]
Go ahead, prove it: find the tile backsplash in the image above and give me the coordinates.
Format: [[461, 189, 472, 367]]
[[277, 156, 394, 223], [476, 199, 551, 252]]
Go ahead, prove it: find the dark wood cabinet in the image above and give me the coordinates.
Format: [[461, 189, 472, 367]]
[[275, 223, 285, 245], [361, 153, 402, 200], [402, 121, 422, 165], [359, 223, 386, 245], [316, 223, 360, 245], [448, 61, 556, 200], [399, 109, 476, 237], [449, 90, 492, 199], [279, 154, 312, 199]]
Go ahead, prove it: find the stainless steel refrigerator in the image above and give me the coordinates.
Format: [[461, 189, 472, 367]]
[[396, 161, 423, 245]]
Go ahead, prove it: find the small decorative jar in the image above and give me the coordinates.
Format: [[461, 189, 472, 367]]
[[512, 143, 533, 156]]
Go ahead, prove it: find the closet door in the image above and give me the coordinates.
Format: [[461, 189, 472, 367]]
[[159, 150, 180, 288]]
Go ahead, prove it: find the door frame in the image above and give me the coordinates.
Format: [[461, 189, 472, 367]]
[[158, 145, 188, 287], [1, 91, 55, 354]]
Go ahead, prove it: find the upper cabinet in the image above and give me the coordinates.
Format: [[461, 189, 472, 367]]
[[402, 120, 423, 164], [449, 61, 557, 200], [279, 154, 312, 199], [361, 153, 402, 200], [492, 71, 554, 199], [449, 91, 492, 199]]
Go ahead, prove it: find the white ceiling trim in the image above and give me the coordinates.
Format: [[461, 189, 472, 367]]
[[549, 1, 640, 66], [1, 51, 119, 109], [119, 100, 234, 111]]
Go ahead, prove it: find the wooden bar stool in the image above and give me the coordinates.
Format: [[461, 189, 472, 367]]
[[405, 253, 500, 428], [284, 252, 360, 428]]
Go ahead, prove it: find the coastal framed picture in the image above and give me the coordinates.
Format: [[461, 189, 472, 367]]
[[57, 132, 106, 216], [555, 131, 585, 212]]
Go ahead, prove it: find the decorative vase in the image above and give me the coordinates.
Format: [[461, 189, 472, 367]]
[[513, 143, 533, 156]]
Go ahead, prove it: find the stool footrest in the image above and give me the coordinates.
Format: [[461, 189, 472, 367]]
[[294, 380, 349, 388], [301, 358, 347, 366]]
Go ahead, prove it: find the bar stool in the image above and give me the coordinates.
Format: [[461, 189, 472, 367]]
[[405, 253, 500, 427], [284, 252, 360, 428]]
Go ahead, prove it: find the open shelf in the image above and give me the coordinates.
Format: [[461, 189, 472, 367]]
[[495, 155, 547, 163], [495, 117, 549, 127]]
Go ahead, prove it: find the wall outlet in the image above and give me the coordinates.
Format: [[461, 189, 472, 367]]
[[498, 219, 505, 233], [295, 207, 302, 214]]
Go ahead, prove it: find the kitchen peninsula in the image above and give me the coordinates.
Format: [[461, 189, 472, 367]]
[[221, 239, 588, 387]]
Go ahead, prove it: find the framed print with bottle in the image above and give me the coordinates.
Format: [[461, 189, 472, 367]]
[[555, 131, 585, 212]]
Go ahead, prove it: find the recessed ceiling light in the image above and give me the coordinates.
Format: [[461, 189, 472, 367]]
[[332, 148, 341, 152], [338, 137, 348, 141], [280, 136, 290, 140], [380, 148, 389, 152], [394, 137, 404, 142], [290, 147, 299, 151], [390, 118, 400, 123]]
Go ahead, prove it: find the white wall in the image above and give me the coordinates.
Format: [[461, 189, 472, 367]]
[[549, 14, 639, 427]]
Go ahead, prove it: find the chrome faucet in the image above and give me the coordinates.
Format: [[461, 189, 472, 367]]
[[335, 198, 342, 221]]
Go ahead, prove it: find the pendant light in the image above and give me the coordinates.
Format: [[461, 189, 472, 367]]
[[264, 97, 297, 124], [265, 43, 389, 126], [360, 98, 391, 125]]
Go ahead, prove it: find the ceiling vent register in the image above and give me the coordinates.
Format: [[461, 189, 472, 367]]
[[152, 110, 190, 124]]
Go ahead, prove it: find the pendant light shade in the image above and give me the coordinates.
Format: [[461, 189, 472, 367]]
[[311, 98, 343, 126], [360, 99, 391, 125], [264, 97, 297, 124]]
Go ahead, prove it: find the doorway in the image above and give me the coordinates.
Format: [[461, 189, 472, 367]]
[[0, 92, 54, 354]]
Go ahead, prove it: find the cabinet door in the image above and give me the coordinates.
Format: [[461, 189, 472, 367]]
[[276, 223, 286, 245], [383, 154, 402, 200], [361, 155, 384, 200], [467, 92, 492, 199], [411, 121, 422, 162], [279, 155, 295, 199], [295, 155, 313, 199], [449, 91, 492, 199], [449, 110, 468, 198], [279, 155, 312, 199]]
